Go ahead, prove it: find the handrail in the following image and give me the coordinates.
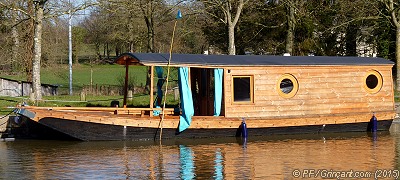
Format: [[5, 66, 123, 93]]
[[23, 106, 175, 112]]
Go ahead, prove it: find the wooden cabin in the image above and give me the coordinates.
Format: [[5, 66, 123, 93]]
[[8, 53, 396, 141], [116, 53, 395, 119]]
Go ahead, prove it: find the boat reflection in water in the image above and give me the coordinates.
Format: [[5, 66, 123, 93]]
[[0, 132, 399, 179]]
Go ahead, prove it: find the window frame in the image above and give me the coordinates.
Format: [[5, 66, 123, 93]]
[[363, 70, 383, 94], [277, 73, 299, 98], [232, 75, 254, 104]]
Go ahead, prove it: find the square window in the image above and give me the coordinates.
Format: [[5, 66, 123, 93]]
[[233, 76, 253, 103]]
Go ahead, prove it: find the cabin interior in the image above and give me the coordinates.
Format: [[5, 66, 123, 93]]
[[155, 67, 225, 117], [190, 68, 224, 116]]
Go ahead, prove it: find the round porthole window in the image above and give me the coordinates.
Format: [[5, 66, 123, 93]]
[[277, 74, 299, 98], [363, 70, 383, 94]]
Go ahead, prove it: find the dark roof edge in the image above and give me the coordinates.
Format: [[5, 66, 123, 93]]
[[114, 53, 395, 66]]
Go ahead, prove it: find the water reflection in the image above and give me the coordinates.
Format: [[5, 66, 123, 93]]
[[0, 132, 399, 179], [179, 145, 194, 179], [214, 149, 223, 180]]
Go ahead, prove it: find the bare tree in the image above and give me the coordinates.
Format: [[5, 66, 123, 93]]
[[1, 0, 96, 100], [26, 0, 34, 82], [10, 2, 20, 70], [0, 0, 45, 100], [379, 0, 400, 90], [30, 0, 47, 101], [285, 0, 295, 55], [201, 0, 248, 55], [139, 0, 157, 53]]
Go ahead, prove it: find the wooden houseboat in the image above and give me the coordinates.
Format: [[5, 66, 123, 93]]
[[8, 53, 396, 141]]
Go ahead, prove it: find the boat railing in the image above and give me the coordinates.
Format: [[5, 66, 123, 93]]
[[22, 106, 176, 117]]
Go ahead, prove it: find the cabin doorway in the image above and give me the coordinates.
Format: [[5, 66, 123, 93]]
[[190, 68, 224, 116]]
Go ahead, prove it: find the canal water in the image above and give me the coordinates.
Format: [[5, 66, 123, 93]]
[[1, 126, 400, 179]]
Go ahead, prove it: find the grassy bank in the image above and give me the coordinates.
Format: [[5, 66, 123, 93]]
[[0, 63, 181, 115], [3, 63, 178, 94], [2, 64, 148, 89]]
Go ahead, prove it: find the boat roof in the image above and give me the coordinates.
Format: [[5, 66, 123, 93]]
[[115, 52, 394, 67]]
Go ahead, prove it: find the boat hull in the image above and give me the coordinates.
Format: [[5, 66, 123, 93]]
[[10, 115, 393, 141]]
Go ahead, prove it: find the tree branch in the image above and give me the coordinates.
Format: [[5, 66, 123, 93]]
[[231, 0, 246, 27], [0, 2, 33, 19], [324, 16, 381, 33], [389, 0, 400, 27]]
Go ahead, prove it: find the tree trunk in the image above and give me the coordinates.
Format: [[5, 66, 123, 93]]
[[396, 28, 400, 90], [140, 1, 155, 94], [285, 2, 295, 55], [25, 1, 34, 82], [145, 16, 154, 53], [103, 43, 106, 57], [115, 43, 120, 56], [345, 24, 357, 56], [32, 1, 45, 101], [11, 10, 20, 71], [225, 0, 246, 55], [129, 41, 134, 52], [387, 0, 400, 91], [144, 10, 154, 94], [106, 43, 110, 60], [228, 25, 236, 55], [95, 42, 101, 60]]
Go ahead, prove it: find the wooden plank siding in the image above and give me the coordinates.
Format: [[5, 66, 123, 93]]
[[224, 65, 395, 118]]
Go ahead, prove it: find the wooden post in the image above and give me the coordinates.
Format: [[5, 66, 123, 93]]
[[80, 91, 86, 101], [188, 67, 191, 89], [174, 87, 179, 100], [123, 59, 129, 108], [127, 90, 133, 102], [150, 66, 154, 109]]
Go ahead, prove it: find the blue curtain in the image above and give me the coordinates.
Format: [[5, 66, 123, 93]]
[[153, 67, 164, 116], [214, 69, 223, 116], [178, 67, 194, 132]]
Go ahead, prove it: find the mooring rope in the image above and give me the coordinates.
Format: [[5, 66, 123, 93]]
[[0, 109, 15, 120], [0, 120, 8, 127], [0, 109, 16, 127]]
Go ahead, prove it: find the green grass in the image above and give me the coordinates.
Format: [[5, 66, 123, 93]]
[[395, 91, 400, 103], [41, 64, 149, 88], [5, 63, 178, 90], [0, 96, 24, 115], [1, 64, 149, 88]]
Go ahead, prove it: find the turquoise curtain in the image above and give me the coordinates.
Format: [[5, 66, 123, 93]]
[[214, 69, 223, 116], [178, 67, 194, 132]]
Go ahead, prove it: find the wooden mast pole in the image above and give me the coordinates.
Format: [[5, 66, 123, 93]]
[[159, 21, 176, 140], [123, 58, 129, 108], [159, 10, 182, 140]]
